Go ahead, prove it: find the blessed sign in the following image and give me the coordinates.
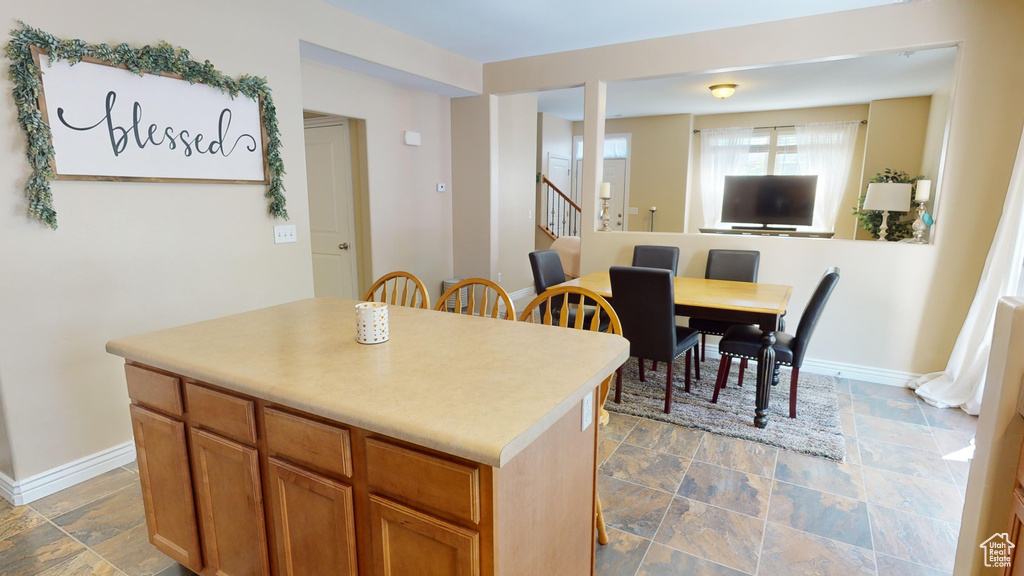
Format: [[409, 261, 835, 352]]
[[35, 51, 268, 183]]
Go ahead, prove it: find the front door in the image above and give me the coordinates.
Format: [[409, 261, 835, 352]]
[[575, 158, 627, 231], [305, 121, 357, 299]]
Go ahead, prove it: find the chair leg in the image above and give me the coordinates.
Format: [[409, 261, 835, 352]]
[[790, 367, 800, 418], [652, 360, 658, 371], [738, 358, 746, 388], [694, 348, 701, 381], [615, 367, 623, 404], [596, 494, 609, 545], [712, 355, 729, 404], [701, 333, 706, 361], [684, 350, 692, 393], [638, 357, 645, 382], [664, 362, 675, 413]]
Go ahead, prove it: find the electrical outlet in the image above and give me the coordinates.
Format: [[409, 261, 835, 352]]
[[581, 390, 594, 431], [497, 272, 502, 282], [274, 225, 297, 244]]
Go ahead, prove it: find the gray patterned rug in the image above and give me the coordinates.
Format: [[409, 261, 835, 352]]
[[606, 355, 846, 462]]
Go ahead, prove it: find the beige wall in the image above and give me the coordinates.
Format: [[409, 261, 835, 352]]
[[0, 0, 478, 481], [921, 78, 954, 227], [301, 61, 455, 296], [497, 94, 539, 293], [573, 115, 692, 233], [688, 105, 869, 238], [451, 96, 498, 280], [0, 396, 11, 479], [537, 113, 573, 250], [481, 0, 1024, 376], [855, 97, 932, 239]]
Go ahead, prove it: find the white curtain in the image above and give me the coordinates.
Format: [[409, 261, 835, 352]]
[[700, 127, 754, 227], [794, 121, 860, 232], [910, 126, 1024, 415]]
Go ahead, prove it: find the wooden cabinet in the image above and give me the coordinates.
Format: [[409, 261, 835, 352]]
[[129, 404, 203, 573], [1010, 490, 1024, 576], [190, 428, 270, 576], [267, 458, 358, 576], [369, 495, 480, 576]]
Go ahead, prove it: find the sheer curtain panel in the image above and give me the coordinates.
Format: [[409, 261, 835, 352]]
[[910, 125, 1024, 414], [700, 127, 754, 228], [794, 121, 860, 232]]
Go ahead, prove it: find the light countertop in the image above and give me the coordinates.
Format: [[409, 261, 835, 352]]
[[107, 298, 629, 468]]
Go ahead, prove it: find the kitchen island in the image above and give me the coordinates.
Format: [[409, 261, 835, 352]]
[[106, 298, 629, 576]]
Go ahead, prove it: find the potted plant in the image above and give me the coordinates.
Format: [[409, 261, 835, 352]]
[[852, 168, 924, 241]]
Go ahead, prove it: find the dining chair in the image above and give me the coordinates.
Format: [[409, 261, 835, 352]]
[[712, 267, 840, 418], [434, 278, 515, 320], [519, 285, 621, 545], [363, 271, 431, 309], [631, 245, 680, 276], [529, 249, 581, 317], [608, 266, 700, 414], [689, 249, 760, 363]]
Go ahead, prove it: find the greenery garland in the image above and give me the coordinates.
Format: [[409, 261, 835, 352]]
[[851, 168, 923, 241], [5, 22, 287, 229]]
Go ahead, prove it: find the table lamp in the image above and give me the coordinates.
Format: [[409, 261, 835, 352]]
[[907, 180, 932, 244], [863, 183, 912, 241]]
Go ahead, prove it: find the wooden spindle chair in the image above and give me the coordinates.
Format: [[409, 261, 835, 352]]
[[434, 278, 516, 320], [363, 271, 431, 310], [519, 285, 622, 546]]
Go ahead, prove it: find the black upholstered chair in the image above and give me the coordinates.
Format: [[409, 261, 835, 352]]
[[631, 245, 680, 276], [609, 266, 700, 414], [712, 267, 840, 418], [689, 250, 761, 362], [529, 249, 569, 315]]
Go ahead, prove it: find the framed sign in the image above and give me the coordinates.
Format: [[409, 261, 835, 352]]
[[7, 23, 287, 229], [34, 49, 269, 184]]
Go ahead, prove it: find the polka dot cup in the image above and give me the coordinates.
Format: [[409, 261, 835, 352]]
[[355, 302, 389, 344]]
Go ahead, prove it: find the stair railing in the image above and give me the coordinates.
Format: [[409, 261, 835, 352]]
[[540, 175, 581, 239]]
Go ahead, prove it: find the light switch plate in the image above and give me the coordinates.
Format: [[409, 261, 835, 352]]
[[581, 390, 594, 431], [274, 225, 297, 244]]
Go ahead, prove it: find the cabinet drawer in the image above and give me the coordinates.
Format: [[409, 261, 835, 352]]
[[185, 383, 256, 445], [126, 364, 183, 417], [264, 408, 352, 478], [365, 438, 480, 524]]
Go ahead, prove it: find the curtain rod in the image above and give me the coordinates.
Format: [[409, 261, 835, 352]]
[[692, 119, 867, 134]]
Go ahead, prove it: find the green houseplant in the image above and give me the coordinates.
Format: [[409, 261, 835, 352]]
[[852, 168, 923, 241]]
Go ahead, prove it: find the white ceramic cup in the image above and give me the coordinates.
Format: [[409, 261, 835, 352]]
[[355, 302, 389, 344]]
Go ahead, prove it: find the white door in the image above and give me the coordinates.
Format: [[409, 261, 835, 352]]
[[547, 154, 571, 201], [305, 122, 357, 299], [575, 158, 627, 231]]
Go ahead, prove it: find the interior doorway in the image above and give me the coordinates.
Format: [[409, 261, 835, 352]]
[[303, 113, 371, 298]]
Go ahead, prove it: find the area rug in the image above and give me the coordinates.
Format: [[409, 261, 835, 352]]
[[606, 356, 846, 462]]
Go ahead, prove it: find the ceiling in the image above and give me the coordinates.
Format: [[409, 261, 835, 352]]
[[533, 47, 958, 121], [324, 0, 894, 63]]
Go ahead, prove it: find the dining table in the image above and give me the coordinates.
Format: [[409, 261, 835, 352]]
[[560, 271, 793, 429]]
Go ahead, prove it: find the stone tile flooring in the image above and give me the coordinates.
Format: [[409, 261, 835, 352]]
[[0, 378, 975, 576], [595, 378, 976, 576]]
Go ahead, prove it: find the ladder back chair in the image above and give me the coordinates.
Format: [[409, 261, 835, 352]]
[[363, 271, 431, 310], [434, 278, 515, 320], [518, 285, 622, 546]]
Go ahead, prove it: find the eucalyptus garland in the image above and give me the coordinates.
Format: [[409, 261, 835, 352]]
[[5, 22, 287, 229]]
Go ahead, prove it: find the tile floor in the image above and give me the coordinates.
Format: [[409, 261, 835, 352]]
[[0, 378, 976, 576]]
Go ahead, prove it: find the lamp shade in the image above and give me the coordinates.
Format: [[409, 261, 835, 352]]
[[915, 180, 932, 202], [709, 84, 737, 99], [863, 183, 912, 212]]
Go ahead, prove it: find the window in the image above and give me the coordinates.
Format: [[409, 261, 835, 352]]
[[574, 135, 629, 159]]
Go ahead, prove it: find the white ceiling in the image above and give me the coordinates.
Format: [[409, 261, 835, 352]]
[[533, 47, 958, 121], [324, 0, 894, 64]]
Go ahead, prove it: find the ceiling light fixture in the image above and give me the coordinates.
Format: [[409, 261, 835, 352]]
[[709, 84, 737, 99]]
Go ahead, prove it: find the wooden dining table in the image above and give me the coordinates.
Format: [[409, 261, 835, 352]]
[[561, 271, 793, 429]]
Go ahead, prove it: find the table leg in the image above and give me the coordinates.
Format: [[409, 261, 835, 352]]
[[754, 326, 776, 429]]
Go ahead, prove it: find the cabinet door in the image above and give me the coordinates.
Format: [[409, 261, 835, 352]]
[[190, 428, 270, 576], [267, 458, 358, 576], [129, 405, 203, 573], [1010, 489, 1024, 576], [369, 495, 480, 576]]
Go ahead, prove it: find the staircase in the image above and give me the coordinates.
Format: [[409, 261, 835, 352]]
[[539, 174, 581, 240]]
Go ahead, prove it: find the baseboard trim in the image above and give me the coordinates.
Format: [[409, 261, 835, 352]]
[[700, 343, 918, 387], [508, 287, 535, 301], [0, 442, 137, 506]]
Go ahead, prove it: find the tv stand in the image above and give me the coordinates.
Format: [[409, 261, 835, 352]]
[[731, 225, 797, 232], [699, 228, 835, 239]]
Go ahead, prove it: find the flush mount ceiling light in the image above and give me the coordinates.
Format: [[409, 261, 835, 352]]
[[709, 84, 737, 99]]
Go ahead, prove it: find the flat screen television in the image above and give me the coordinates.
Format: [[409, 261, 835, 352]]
[[721, 175, 818, 230]]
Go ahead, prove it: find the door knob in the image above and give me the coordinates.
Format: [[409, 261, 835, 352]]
[[338, 243, 350, 250]]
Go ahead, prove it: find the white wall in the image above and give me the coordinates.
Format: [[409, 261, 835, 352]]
[[497, 94, 539, 293], [480, 0, 1024, 376], [451, 96, 497, 280], [0, 0, 478, 482]]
